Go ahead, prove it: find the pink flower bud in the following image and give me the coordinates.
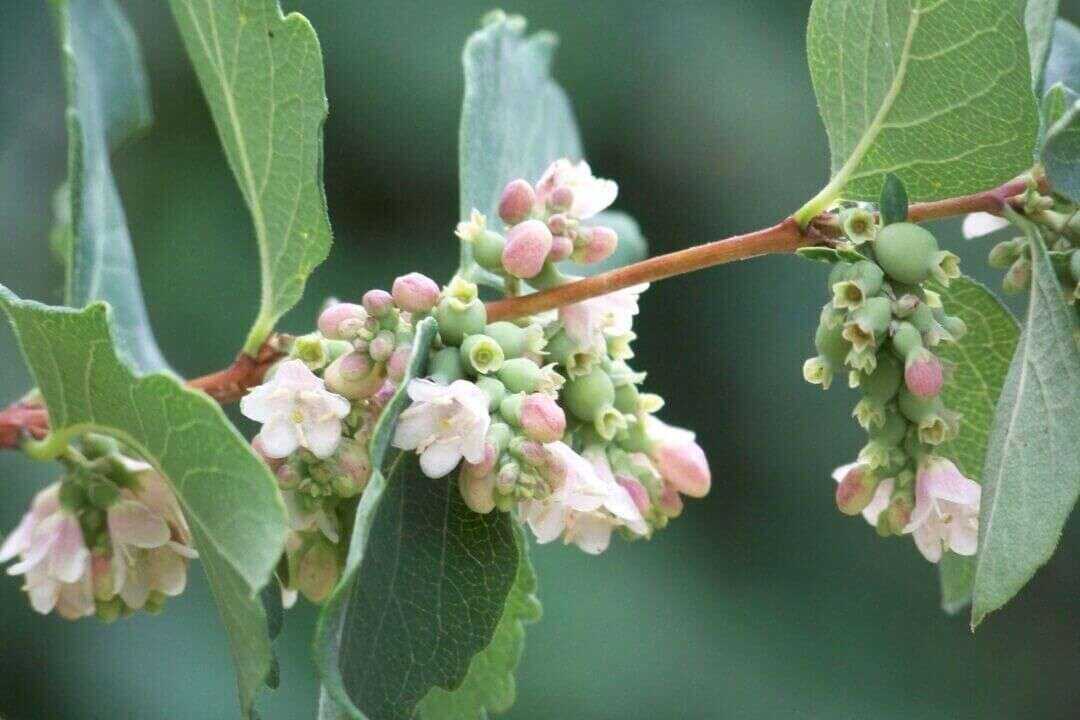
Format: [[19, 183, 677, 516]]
[[371, 380, 396, 410], [387, 345, 412, 381], [515, 439, 548, 467], [502, 220, 553, 279], [498, 179, 536, 224], [92, 554, 115, 601], [392, 272, 440, 313], [579, 225, 618, 264], [654, 439, 711, 498], [324, 352, 383, 399], [519, 393, 566, 443], [362, 289, 394, 318], [549, 185, 574, 211], [547, 213, 570, 236], [904, 350, 943, 398], [617, 476, 651, 515], [276, 463, 301, 490], [835, 464, 878, 515], [369, 330, 395, 362], [658, 483, 683, 518], [458, 465, 496, 514], [462, 443, 499, 480], [334, 439, 372, 497], [318, 303, 367, 340], [547, 235, 574, 262]]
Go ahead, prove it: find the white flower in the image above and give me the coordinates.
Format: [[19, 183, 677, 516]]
[[832, 462, 893, 527], [535, 159, 618, 219], [962, 212, 1009, 239], [1, 483, 94, 619], [241, 359, 352, 459], [903, 457, 981, 563], [107, 464, 198, 610], [519, 442, 646, 554], [392, 379, 491, 478], [559, 283, 647, 355]]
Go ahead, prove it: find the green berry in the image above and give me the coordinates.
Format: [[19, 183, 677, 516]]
[[857, 353, 902, 401], [874, 222, 939, 284], [562, 367, 616, 423], [435, 296, 487, 346], [475, 376, 507, 411], [460, 333, 505, 375], [428, 347, 465, 384], [497, 357, 546, 394], [473, 230, 507, 272]]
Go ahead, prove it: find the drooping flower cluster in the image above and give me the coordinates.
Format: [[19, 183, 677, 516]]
[[1, 437, 196, 620], [804, 214, 981, 563]]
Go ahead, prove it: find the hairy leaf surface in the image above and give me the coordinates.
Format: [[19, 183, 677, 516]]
[[807, 0, 1038, 202], [169, 0, 332, 354], [971, 220, 1080, 628], [0, 288, 288, 718], [54, 0, 167, 372], [933, 277, 1019, 613]]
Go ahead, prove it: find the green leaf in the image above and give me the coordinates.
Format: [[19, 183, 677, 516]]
[[459, 11, 581, 284], [316, 318, 527, 720], [0, 287, 288, 718], [1025, 0, 1061, 94], [1042, 19, 1080, 92], [879, 173, 909, 226], [53, 0, 168, 373], [971, 217, 1080, 628], [799, 0, 1038, 220], [169, 0, 332, 355], [416, 522, 541, 720], [560, 210, 648, 276], [1042, 89, 1080, 200], [932, 276, 1020, 614]]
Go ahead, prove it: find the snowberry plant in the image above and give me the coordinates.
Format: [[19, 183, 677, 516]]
[[1, 1, 1079, 718]]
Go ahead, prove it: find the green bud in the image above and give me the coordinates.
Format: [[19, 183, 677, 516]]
[[614, 382, 641, 414], [856, 352, 902, 401], [562, 367, 615, 423], [858, 440, 904, 471], [473, 229, 507, 272], [488, 422, 514, 455], [852, 397, 886, 430], [498, 357, 545, 394], [460, 334, 505, 375], [324, 340, 353, 364], [428, 347, 466, 384], [890, 321, 923, 359], [475, 376, 507, 411], [96, 597, 123, 623], [869, 408, 908, 447], [144, 591, 167, 615], [988, 239, 1023, 269], [617, 418, 651, 453], [814, 317, 851, 365], [941, 315, 967, 341], [59, 480, 86, 511], [87, 481, 120, 509], [827, 261, 855, 292], [436, 296, 487, 346], [80, 434, 120, 460], [1002, 257, 1031, 293], [819, 302, 845, 330], [545, 329, 600, 377], [292, 332, 330, 370], [499, 393, 525, 426], [873, 222, 939, 284], [484, 321, 529, 358], [897, 389, 955, 445]]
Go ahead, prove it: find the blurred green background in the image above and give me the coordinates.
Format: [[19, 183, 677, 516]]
[[2, 1, 1079, 718]]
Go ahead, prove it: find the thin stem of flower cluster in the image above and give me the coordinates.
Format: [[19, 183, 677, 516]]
[[0, 173, 1045, 450]]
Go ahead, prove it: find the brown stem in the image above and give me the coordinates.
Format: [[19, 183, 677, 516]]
[[487, 175, 1042, 321]]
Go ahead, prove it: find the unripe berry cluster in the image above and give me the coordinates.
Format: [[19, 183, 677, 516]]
[[804, 219, 975, 545]]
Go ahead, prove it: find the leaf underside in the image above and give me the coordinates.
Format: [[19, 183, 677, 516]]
[[0, 289, 288, 718], [54, 0, 168, 373], [971, 221, 1080, 628], [168, 0, 332, 352], [807, 0, 1038, 202], [932, 277, 1019, 613]]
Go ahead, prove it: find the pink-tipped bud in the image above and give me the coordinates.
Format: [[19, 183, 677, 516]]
[[654, 440, 711, 498], [391, 272, 440, 313], [579, 226, 618, 264], [498, 179, 536, 224], [516, 439, 549, 467], [92, 554, 115, 601], [276, 463, 301, 490], [519, 393, 566, 443], [335, 439, 372, 497], [502, 220, 553, 278], [547, 213, 570, 236], [318, 303, 367, 340], [324, 351, 383, 399], [387, 345, 412, 381], [658, 483, 683, 518], [885, 494, 914, 534], [835, 464, 878, 515], [549, 185, 574, 211], [904, 349, 943, 398], [617, 476, 651, 515], [459, 459, 497, 514], [547, 235, 574, 262], [362, 289, 394, 318], [370, 380, 396, 411], [369, 330, 396, 363], [463, 443, 499, 480]]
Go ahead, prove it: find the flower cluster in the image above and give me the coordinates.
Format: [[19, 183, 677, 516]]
[[804, 215, 981, 563], [456, 159, 621, 285], [1, 436, 196, 620]]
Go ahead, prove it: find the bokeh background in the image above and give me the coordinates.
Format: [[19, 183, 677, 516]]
[[2, 1, 1079, 718]]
